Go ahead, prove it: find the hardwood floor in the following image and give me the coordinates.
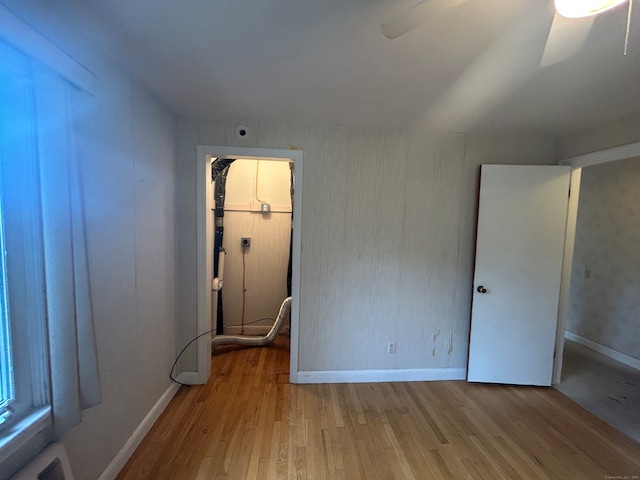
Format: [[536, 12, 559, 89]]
[[117, 336, 640, 479]]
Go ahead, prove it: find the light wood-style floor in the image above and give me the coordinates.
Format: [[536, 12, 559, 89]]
[[117, 337, 640, 479]]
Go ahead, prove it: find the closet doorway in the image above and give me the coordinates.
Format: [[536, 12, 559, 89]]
[[196, 146, 303, 384]]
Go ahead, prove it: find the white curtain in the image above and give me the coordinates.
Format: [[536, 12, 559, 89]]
[[34, 68, 102, 435]]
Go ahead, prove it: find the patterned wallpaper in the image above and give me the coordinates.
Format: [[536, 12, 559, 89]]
[[175, 118, 556, 373], [567, 157, 640, 361]]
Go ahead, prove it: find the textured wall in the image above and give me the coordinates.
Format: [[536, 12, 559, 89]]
[[224, 159, 292, 212], [60, 54, 177, 480], [566, 158, 640, 360], [175, 120, 555, 374], [221, 212, 291, 333]]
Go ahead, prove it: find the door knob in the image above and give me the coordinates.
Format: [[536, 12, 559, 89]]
[[477, 285, 487, 293]]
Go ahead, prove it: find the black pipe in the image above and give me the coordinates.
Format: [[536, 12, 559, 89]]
[[211, 158, 235, 334]]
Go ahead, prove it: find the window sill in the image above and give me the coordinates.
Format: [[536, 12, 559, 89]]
[[0, 407, 51, 464]]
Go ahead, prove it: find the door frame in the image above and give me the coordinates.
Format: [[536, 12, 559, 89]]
[[552, 141, 640, 384], [196, 145, 303, 384]]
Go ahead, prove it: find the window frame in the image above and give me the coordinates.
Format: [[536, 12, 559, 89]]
[[0, 5, 98, 465], [0, 159, 14, 421], [0, 42, 52, 464]]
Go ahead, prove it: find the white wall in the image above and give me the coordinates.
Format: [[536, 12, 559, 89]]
[[61, 70, 176, 480], [224, 159, 292, 212], [175, 120, 555, 376], [0, 2, 177, 479], [566, 157, 640, 361]]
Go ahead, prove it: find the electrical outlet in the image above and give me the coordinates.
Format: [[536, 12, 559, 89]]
[[388, 342, 396, 354], [241, 237, 251, 248]]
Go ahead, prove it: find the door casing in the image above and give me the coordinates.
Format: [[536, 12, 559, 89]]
[[193, 145, 303, 385]]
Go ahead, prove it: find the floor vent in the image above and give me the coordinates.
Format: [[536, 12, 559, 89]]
[[11, 443, 74, 480]]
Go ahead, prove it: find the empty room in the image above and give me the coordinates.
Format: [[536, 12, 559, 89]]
[[0, 0, 639, 479]]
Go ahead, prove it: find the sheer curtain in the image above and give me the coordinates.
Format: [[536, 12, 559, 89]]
[[34, 67, 102, 435]]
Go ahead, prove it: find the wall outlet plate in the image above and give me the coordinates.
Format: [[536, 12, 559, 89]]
[[260, 203, 271, 213], [241, 237, 251, 247]]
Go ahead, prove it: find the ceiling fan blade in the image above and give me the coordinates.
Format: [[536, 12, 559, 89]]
[[381, 0, 467, 39], [540, 12, 595, 67]]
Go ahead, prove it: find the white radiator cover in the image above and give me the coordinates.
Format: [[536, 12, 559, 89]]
[[11, 443, 74, 480]]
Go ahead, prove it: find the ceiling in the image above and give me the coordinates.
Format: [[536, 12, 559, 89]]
[[60, 0, 640, 136]]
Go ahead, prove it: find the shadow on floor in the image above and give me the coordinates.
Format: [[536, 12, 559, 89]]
[[555, 339, 640, 444]]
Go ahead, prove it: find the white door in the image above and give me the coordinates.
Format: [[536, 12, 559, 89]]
[[467, 165, 571, 386]]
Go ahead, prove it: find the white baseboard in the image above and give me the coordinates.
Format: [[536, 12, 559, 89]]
[[292, 367, 467, 384], [565, 331, 640, 372], [97, 382, 180, 480]]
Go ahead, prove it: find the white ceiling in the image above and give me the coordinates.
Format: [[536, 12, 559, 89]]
[[74, 0, 640, 136]]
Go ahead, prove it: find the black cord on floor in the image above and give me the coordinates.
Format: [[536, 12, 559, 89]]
[[169, 328, 216, 386], [169, 317, 278, 386]]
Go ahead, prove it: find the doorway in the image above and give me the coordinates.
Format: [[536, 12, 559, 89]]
[[554, 144, 640, 382], [555, 155, 640, 443], [217, 159, 292, 336], [196, 146, 303, 384]]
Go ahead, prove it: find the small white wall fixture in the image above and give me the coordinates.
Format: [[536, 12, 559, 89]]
[[195, 145, 302, 384]]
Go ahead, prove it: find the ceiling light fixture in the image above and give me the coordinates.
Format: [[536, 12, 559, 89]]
[[555, 0, 626, 18]]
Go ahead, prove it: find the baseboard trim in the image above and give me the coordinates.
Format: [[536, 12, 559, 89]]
[[565, 331, 640, 372], [97, 382, 180, 480], [293, 367, 467, 384]]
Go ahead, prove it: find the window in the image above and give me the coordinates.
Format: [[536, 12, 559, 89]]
[[0, 42, 51, 459], [0, 11, 102, 463], [0, 188, 12, 424]]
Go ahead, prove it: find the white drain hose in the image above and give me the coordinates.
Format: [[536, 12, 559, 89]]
[[211, 296, 292, 350]]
